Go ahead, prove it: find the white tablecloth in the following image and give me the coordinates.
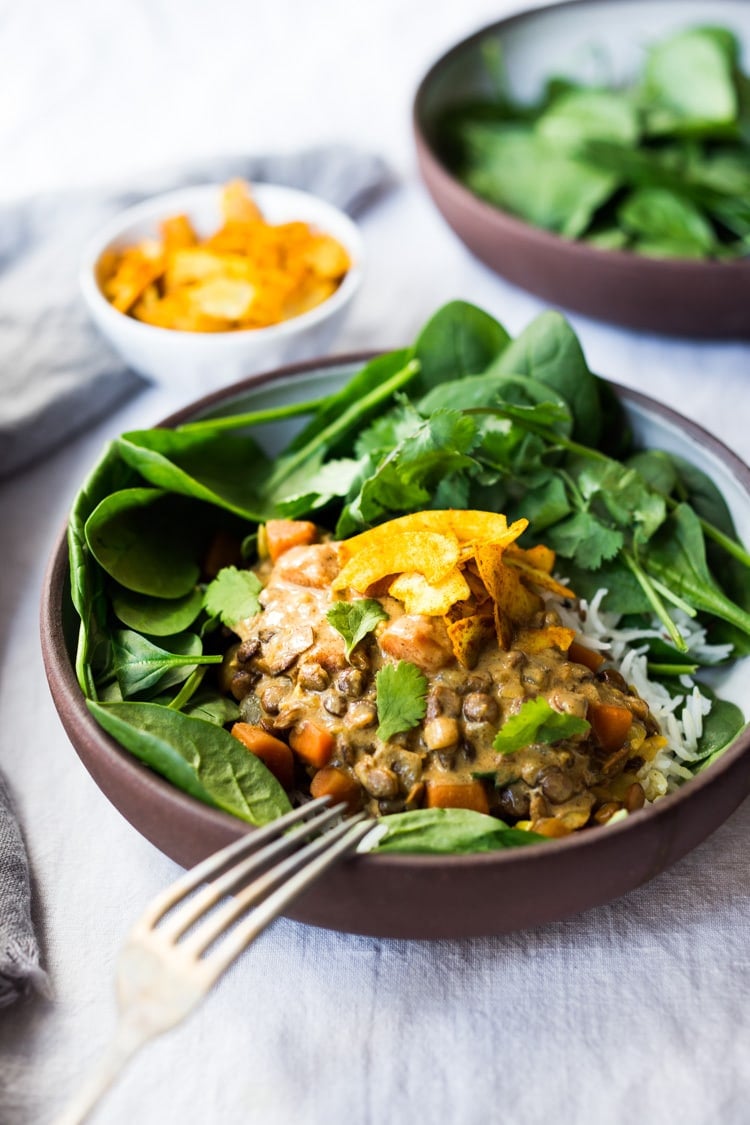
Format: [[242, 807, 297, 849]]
[[2, 2, 750, 1122]]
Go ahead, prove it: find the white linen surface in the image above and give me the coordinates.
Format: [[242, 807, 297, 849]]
[[2, 1, 750, 1122]]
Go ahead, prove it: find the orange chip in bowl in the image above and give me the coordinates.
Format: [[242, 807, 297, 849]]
[[332, 531, 460, 593], [337, 510, 527, 566], [389, 568, 471, 616], [475, 544, 544, 624]]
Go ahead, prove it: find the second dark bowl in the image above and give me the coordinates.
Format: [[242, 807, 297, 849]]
[[414, 0, 750, 339]]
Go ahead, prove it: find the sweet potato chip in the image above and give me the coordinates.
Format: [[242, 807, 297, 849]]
[[221, 179, 263, 224], [188, 277, 256, 321], [506, 543, 556, 574], [515, 626, 576, 655], [474, 544, 544, 624], [447, 614, 496, 668], [504, 557, 574, 600], [337, 511, 527, 565], [389, 568, 471, 616], [160, 214, 197, 253], [333, 531, 460, 593]]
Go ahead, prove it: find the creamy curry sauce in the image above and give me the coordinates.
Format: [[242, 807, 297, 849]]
[[225, 543, 663, 833]]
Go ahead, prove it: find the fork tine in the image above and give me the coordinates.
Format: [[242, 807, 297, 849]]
[[198, 817, 374, 984], [139, 797, 340, 928], [155, 801, 352, 942], [181, 813, 371, 963]]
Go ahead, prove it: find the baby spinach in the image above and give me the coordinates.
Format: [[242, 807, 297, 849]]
[[413, 300, 510, 393], [372, 808, 545, 853], [109, 630, 221, 699], [85, 488, 201, 597], [437, 24, 750, 260], [110, 585, 204, 636], [694, 699, 747, 772], [87, 702, 291, 824]]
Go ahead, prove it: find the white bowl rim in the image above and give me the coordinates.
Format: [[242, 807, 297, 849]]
[[78, 181, 365, 345]]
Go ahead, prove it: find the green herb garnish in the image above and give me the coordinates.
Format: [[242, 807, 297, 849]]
[[326, 598, 389, 659], [375, 661, 429, 742], [203, 566, 262, 629], [493, 697, 590, 755]]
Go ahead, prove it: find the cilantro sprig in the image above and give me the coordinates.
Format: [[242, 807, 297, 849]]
[[375, 661, 428, 742], [326, 598, 389, 659], [493, 697, 590, 755], [203, 566, 262, 629]]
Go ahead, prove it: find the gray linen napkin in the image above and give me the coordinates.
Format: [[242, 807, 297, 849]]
[[0, 775, 48, 1006], [0, 145, 392, 479]]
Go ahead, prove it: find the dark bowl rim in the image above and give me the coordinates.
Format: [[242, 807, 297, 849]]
[[41, 350, 750, 872], [412, 0, 750, 276]]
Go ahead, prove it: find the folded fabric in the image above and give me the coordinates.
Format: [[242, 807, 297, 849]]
[[0, 145, 392, 479], [0, 774, 48, 1006]]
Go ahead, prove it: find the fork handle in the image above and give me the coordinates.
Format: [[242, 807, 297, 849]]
[[52, 1017, 151, 1125]]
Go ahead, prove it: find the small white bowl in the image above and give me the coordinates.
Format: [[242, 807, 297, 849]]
[[79, 182, 364, 396]]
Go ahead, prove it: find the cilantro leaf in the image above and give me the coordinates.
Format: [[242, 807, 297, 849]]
[[493, 697, 590, 755], [375, 661, 428, 742], [203, 566, 262, 629], [327, 598, 389, 659], [546, 510, 624, 569]]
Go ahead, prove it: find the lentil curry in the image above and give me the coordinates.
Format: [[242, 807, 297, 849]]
[[221, 512, 666, 839]]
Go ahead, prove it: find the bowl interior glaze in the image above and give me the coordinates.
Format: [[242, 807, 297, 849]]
[[41, 357, 750, 938]]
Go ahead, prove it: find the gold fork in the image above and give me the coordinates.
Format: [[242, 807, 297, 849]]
[[54, 798, 374, 1125]]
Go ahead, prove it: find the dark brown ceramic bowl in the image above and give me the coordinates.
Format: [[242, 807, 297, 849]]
[[414, 0, 750, 338], [41, 355, 750, 938]]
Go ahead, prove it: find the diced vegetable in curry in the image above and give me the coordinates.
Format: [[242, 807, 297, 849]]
[[221, 513, 664, 838]]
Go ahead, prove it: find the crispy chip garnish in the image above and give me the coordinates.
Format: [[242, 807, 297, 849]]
[[99, 180, 350, 332], [333, 531, 460, 593], [447, 614, 496, 668], [505, 556, 575, 600], [506, 543, 556, 574], [474, 544, 544, 623], [337, 511, 527, 565], [389, 568, 471, 616], [515, 626, 576, 655]]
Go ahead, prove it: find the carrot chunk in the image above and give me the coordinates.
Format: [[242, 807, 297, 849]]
[[568, 641, 606, 673], [289, 721, 334, 768], [425, 779, 490, 815], [231, 723, 294, 789], [588, 701, 633, 754], [262, 519, 318, 562], [310, 766, 362, 814]]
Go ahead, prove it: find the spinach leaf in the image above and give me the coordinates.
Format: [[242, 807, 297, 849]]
[[642, 26, 738, 135], [116, 429, 271, 521], [645, 505, 750, 635], [413, 300, 510, 394], [110, 630, 221, 698], [536, 88, 639, 147], [372, 808, 545, 853], [619, 188, 716, 256], [68, 442, 140, 696], [88, 701, 291, 824], [694, 699, 747, 772], [494, 311, 602, 442], [85, 488, 201, 598], [460, 122, 617, 238], [111, 585, 204, 636]]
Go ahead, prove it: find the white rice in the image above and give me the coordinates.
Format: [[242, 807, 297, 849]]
[[554, 587, 733, 800]]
